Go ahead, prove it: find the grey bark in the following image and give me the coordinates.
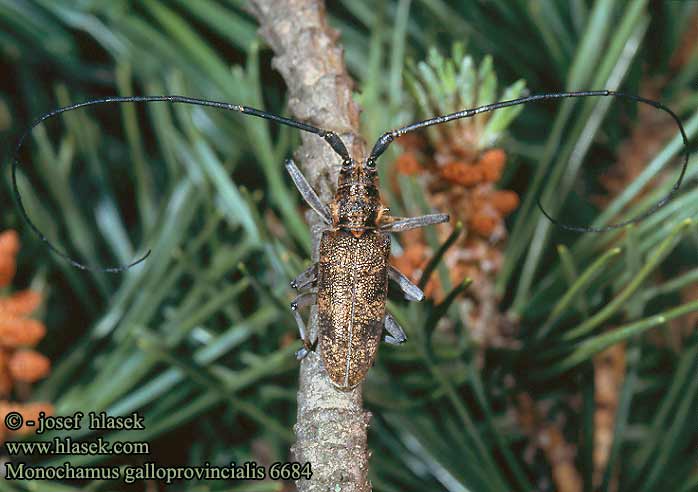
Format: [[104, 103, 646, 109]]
[[247, 1, 371, 491]]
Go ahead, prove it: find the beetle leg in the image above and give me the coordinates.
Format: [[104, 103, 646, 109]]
[[290, 291, 316, 310], [290, 292, 317, 360], [285, 159, 332, 224], [381, 213, 449, 232], [383, 313, 407, 344], [295, 338, 318, 360], [295, 347, 308, 359], [290, 263, 318, 291], [388, 265, 424, 302]]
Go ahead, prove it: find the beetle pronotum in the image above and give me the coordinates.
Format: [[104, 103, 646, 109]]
[[10, 90, 690, 389]]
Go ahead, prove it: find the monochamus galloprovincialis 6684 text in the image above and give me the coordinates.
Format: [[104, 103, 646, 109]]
[[10, 90, 690, 390]]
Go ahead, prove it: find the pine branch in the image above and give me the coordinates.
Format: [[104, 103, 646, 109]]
[[247, 1, 371, 491]]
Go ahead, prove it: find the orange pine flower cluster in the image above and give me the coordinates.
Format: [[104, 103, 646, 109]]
[[436, 148, 519, 237], [0, 230, 53, 442], [440, 148, 506, 186], [391, 137, 521, 349], [396, 139, 520, 244]]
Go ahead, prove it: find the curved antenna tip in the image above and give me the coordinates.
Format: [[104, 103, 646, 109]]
[[103, 249, 152, 274], [537, 196, 658, 234], [536, 196, 591, 233], [536, 197, 605, 233], [536, 91, 690, 234], [62, 249, 152, 274]]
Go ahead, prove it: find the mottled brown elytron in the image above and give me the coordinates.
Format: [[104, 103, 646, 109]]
[[288, 150, 448, 390], [317, 229, 390, 388]]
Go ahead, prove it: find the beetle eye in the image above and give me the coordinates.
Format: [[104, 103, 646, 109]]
[[365, 159, 376, 169]]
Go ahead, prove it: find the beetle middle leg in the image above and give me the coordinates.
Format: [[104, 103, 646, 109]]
[[290, 263, 318, 291], [388, 265, 424, 302], [290, 291, 318, 360], [383, 313, 407, 345], [381, 213, 449, 232]]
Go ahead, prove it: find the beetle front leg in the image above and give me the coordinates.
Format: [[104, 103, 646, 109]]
[[290, 291, 318, 359], [381, 213, 449, 232], [285, 159, 332, 224], [388, 265, 424, 302], [383, 313, 407, 345], [290, 263, 318, 291]]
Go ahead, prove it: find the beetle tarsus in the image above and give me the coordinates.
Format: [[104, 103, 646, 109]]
[[290, 292, 317, 357], [295, 338, 318, 360], [384, 313, 407, 344], [384, 335, 403, 345]]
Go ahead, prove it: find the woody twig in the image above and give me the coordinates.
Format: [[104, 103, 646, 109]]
[[247, 1, 371, 491]]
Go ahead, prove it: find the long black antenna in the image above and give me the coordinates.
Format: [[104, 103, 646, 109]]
[[11, 95, 351, 272], [368, 90, 690, 233]]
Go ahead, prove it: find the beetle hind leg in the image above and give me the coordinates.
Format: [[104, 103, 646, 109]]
[[295, 338, 318, 360], [290, 292, 318, 359], [383, 313, 407, 345]]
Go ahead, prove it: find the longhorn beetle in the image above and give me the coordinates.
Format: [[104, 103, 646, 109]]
[[10, 90, 690, 389]]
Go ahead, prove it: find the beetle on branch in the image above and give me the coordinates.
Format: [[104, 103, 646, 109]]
[[10, 90, 690, 389]]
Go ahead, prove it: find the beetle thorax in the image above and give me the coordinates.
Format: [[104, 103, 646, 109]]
[[330, 160, 385, 237]]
